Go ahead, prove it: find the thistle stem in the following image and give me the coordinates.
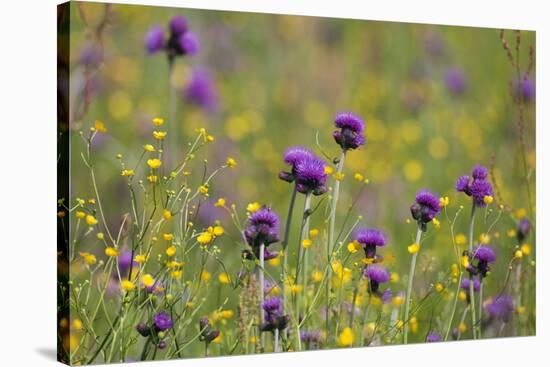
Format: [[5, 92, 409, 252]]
[[274, 329, 279, 352], [294, 192, 311, 348], [467, 203, 478, 339], [478, 280, 484, 338], [444, 272, 463, 341], [326, 151, 346, 335], [259, 243, 265, 352], [282, 187, 297, 314], [403, 225, 422, 344]]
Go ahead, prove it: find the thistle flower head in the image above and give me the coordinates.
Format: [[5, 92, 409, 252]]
[[460, 277, 480, 292], [516, 218, 531, 243], [426, 332, 442, 342], [445, 67, 467, 95], [355, 228, 387, 259], [145, 26, 165, 54], [455, 165, 493, 207], [261, 297, 289, 332], [283, 146, 314, 167], [364, 265, 390, 293], [199, 317, 220, 344], [300, 330, 323, 345], [244, 207, 280, 248], [486, 295, 514, 322], [153, 312, 173, 331], [333, 111, 366, 151], [473, 245, 497, 263], [411, 189, 441, 227], [294, 155, 328, 195], [184, 68, 217, 111], [514, 75, 535, 102], [179, 31, 199, 55], [136, 322, 151, 337], [169, 15, 188, 36]]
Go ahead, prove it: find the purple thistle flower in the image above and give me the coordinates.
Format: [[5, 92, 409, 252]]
[[145, 26, 165, 54], [455, 175, 471, 194], [364, 265, 390, 293], [79, 42, 103, 67], [117, 250, 133, 273], [472, 245, 496, 278], [136, 322, 151, 337], [244, 207, 280, 249], [261, 297, 289, 332], [333, 111, 366, 151], [169, 16, 188, 36], [486, 295, 514, 322], [514, 76, 535, 102], [283, 146, 314, 167], [184, 68, 217, 111], [300, 330, 323, 346], [153, 312, 173, 331], [199, 317, 220, 344], [279, 146, 314, 183], [472, 165, 488, 180], [381, 288, 393, 304], [294, 155, 328, 195], [460, 277, 481, 292], [473, 245, 497, 263], [516, 218, 531, 243], [354, 228, 387, 259], [179, 31, 199, 55], [445, 67, 467, 95], [426, 332, 442, 342], [455, 165, 493, 208], [411, 189, 441, 228]]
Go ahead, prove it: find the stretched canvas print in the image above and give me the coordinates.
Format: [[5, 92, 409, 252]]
[[57, 1, 536, 364]]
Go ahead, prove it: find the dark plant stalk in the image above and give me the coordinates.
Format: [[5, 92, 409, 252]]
[[281, 187, 297, 314], [467, 202, 478, 339]]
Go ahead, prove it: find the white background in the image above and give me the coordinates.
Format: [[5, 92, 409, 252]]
[[0, 0, 546, 365]]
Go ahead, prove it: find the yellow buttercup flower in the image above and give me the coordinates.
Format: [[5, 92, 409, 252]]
[[201, 271, 212, 282], [458, 290, 467, 302], [85, 215, 98, 226], [121, 169, 135, 177], [147, 158, 162, 169], [333, 172, 345, 181], [197, 231, 213, 244], [309, 228, 319, 238], [347, 241, 361, 254], [166, 246, 177, 257], [147, 175, 158, 183], [163, 233, 174, 241], [214, 198, 226, 207], [141, 274, 154, 287], [455, 233, 467, 245], [324, 166, 334, 175], [121, 280, 135, 292], [247, 202, 261, 213], [479, 233, 490, 244], [226, 157, 237, 168], [105, 247, 119, 257], [451, 264, 460, 277], [458, 322, 467, 333], [75, 211, 86, 219], [408, 243, 420, 254], [199, 185, 209, 195], [171, 270, 183, 279], [390, 272, 400, 283], [94, 120, 108, 133], [439, 196, 450, 207], [163, 209, 173, 220], [218, 272, 231, 284], [521, 243, 531, 256], [152, 117, 164, 126], [134, 254, 146, 263], [144, 144, 155, 152], [354, 173, 364, 181], [337, 327, 355, 347], [514, 250, 523, 259], [72, 319, 83, 331], [432, 217, 440, 229], [483, 195, 494, 205], [311, 270, 323, 283], [302, 239, 312, 249], [213, 226, 224, 236], [434, 282, 444, 292], [153, 131, 167, 140], [79, 252, 97, 265]]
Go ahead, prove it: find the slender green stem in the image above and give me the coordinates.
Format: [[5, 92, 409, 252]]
[[478, 280, 484, 338], [326, 151, 346, 335], [444, 272, 463, 341], [259, 243, 265, 352], [403, 225, 422, 344], [467, 203, 478, 339], [281, 187, 297, 314]]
